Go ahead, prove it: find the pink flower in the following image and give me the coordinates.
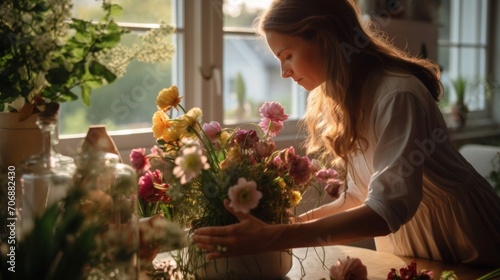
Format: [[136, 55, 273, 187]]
[[202, 121, 222, 142], [324, 179, 343, 199], [228, 178, 263, 214], [138, 170, 171, 203], [258, 117, 284, 137], [253, 139, 276, 159], [316, 168, 339, 182], [330, 256, 368, 280], [233, 129, 259, 149], [259, 101, 289, 122], [289, 155, 313, 185], [315, 168, 344, 198], [173, 144, 210, 184], [130, 148, 150, 173]]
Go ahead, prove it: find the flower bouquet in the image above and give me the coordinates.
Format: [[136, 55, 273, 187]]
[[130, 85, 341, 278]]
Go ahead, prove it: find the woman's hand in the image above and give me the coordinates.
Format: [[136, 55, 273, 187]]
[[192, 199, 284, 260]]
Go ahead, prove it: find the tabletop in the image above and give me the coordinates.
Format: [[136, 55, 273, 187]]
[[285, 245, 496, 279], [144, 245, 498, 279]]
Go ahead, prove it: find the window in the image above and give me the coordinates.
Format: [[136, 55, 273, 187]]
[[437, 0, 491, 118], [60, 0, 179, 135]]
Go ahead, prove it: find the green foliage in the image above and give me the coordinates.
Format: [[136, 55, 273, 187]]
[[451, 76, 468, 105], [0, 1, 125, 110], [0, 0, 174, 117], [0, 187, 103, 280]]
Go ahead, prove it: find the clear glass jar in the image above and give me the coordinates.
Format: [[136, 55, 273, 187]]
[[19, 104, 76, 238], [74, 151, 139, 279]]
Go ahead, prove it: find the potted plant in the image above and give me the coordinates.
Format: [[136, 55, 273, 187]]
[[0, 0, 174, 168], [450, 76, 469, 128]]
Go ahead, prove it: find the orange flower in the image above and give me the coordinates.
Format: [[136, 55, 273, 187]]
[[152, 110, 172, 139], [162, 128, 182, 143], [157, 85, 182, 111]]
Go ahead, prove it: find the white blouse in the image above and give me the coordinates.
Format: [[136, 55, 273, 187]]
[[351, 72, 500, 267]]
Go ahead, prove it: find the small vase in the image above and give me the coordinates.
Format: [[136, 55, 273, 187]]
[[74, 127, 139, 279], [191, 249, 293, 280], [17, 105, 76, 239]]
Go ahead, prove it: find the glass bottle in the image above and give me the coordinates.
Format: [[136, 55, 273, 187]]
[[18, 103, 76, 238], [74, 126, 139, 279]]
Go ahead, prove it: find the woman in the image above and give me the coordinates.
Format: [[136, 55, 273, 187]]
[[193, 0, 500, 267]]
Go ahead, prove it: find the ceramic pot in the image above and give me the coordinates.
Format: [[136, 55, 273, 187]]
[[0, 112, 42, 170], [450, 103, 468, 128], [193, 249, 293, 280]]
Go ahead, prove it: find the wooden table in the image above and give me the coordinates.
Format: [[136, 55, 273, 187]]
[[145, 245, 497, 279], [286, 245, 497, 279]]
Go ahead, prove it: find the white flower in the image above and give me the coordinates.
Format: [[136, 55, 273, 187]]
[[173, 144, 210, 184], [228, 178, 263, 214]]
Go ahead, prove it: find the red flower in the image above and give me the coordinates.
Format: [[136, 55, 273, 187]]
[[233, 129, 258, 149], [387, 261, 434, 280], [138, 170, 171, 203]]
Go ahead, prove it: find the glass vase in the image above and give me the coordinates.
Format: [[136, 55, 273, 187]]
[[74, 150, 139, 279], [18, 105, 76, 239]]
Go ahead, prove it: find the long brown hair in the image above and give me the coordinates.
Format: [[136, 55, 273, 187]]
[[258, 0, 442, 176]]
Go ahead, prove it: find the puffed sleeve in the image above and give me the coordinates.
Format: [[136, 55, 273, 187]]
[[364, 91, 428, 232]]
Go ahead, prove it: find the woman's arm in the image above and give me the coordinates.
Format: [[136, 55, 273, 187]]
[[299, 190, 364, 222], [193, 201, 390, 260]]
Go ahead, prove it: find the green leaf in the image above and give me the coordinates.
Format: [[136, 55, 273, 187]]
[[69, 18, 89, 33], [55, 89, 78, 102], [69, 47, 86, 61], [95, 32, 122, 49], [73, 31, 93, 45], [46, 65, 71, 86], [81, 84, 92, 106], [109, 4, 124, 17], [89, 61, 117, 83]]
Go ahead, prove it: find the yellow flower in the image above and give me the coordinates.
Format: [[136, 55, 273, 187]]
[[290, 191, 302, 206], [157, 85, 182, 111], [276, 177, 287, 189], [219, 130, 231, 148], [177, 107, 202, 137], [152, 110, 172, 139], [219, 147, 242, 170]]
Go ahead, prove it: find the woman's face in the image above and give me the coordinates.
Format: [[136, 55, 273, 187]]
[[265, 31, 325, 91]]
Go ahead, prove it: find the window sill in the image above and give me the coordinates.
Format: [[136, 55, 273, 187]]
[[448, 119, 500, 145]]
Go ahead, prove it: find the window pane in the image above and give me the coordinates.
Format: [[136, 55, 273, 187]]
[[437, 0, 451, 42], [72, 0, 174, 24], [59, 32, 175, 135], [223, 0, 306, 125], [223, 0, 271, 28], [60, 62, 173, 134], [223, 36, 306, 124]]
